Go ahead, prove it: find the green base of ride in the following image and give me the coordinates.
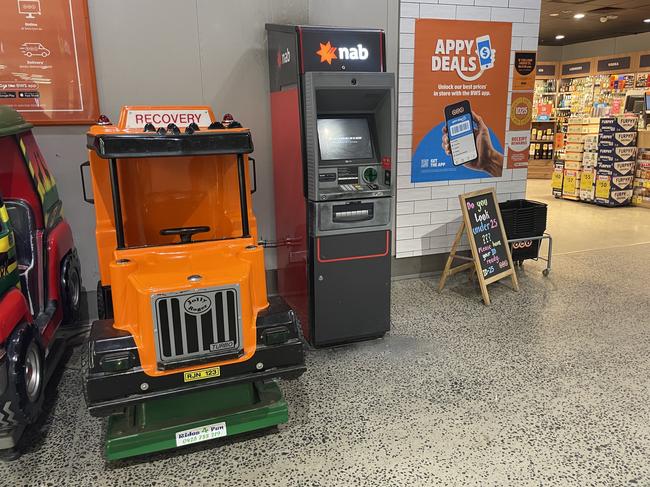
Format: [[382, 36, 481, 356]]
[[105, 380, 288, 461]]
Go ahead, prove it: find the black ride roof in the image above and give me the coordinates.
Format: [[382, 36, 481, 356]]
[[86, 129, 254, 159]]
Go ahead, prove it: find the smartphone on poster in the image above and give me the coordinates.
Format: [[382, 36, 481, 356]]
[[476, 35, 494, 70], [444, 100, 478, 166]]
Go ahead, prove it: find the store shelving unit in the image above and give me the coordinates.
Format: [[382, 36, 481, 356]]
[[532, 78, 557, 117], [557, 75, 595, 133], [530, 53, 650, 181], [528, 120, 556, 178], [591, 73, 635, 117], [636, 72, 650, 89], [553, 116, 639, 207], [530, 67, 559, 179], [633, 148, 650, 208]]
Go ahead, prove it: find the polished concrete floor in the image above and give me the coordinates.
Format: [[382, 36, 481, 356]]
[[526, 179, 650, 255], [2, 193, 650, 485]]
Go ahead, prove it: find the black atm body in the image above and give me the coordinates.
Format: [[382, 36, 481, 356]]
[[266, 24, 395, 346]]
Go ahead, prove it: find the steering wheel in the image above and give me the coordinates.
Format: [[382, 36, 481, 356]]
[[160, 226, 210, 244]]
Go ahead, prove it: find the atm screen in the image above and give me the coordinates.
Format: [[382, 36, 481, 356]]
[[317, 118, 374, 161]]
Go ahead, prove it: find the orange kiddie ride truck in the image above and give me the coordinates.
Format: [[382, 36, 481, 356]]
[[81, 106, 305, 460]]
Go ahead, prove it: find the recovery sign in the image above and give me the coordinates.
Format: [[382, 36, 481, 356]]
[[121, 107, 216, 129]]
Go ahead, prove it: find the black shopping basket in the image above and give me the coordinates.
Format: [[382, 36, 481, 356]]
[[498, 199, 548, 262]]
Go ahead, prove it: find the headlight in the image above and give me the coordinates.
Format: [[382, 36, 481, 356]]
[[263, 326, 290, 346], [99, 351, 134, 372]]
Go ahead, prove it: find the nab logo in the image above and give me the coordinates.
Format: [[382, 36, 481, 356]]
[[316, 41, 369, 64]]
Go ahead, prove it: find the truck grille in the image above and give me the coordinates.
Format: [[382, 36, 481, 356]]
[[152, 286, 242, 366]]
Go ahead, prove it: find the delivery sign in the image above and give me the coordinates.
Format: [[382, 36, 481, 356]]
[[411, 19, 512, 182]]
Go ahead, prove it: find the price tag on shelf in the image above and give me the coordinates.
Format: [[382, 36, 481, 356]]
[[563, 174, 577, 194], [580, 171, 594, 191], [595, 178, 611, 199]]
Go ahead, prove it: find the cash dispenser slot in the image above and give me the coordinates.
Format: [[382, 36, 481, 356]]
[[332, 202, 374, 222], [313, 198, 390, 233]]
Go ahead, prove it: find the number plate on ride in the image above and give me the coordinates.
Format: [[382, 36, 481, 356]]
[[183, 366, 221, 382]]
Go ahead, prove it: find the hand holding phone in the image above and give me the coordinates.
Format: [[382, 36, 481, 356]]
[[444, 100, 478, 166], [441, 102, 504, 177]]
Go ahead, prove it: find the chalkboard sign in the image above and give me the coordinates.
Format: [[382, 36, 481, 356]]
[[463, 192, 511, 280], [438, 188, 518, 305]]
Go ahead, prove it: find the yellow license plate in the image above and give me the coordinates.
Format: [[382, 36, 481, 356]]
[[184, 366, 221, 383]]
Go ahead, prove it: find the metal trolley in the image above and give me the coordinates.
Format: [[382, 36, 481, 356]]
[[508, 233, 553, 276]]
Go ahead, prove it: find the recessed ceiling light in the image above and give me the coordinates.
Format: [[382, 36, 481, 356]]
[[555, 34, 565, 40], [574, 13, 585, 19], [549, 13, 560, 17], [644, 18, 650, 23]]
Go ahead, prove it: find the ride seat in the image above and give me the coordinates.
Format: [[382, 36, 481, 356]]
[[5, 199, 39, 316]]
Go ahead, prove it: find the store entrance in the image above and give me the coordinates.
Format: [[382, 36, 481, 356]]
[[525, 45, 650, 254]]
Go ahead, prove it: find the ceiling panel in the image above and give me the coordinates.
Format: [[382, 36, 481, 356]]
[[540, 0, 650, 45]]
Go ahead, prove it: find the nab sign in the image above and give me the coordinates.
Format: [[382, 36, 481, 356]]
[[300, 27, 384, 72], [316, 41, 369, 64]]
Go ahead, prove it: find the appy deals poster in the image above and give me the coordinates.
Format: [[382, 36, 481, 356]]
[[411, 19, 512, 182]]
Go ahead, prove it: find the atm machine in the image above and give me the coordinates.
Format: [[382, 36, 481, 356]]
[[266, 24, 395, 346]]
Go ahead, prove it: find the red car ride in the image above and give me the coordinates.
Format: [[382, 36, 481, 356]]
[[0, 106, 81, 459]]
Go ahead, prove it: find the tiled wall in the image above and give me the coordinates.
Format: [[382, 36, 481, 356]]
[[396, 0, 542, 258]]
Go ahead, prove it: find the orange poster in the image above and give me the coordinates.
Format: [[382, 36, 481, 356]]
[[512, 51, 536, 91], [411, 19, 512, 182], [509, 92, 533, 132], [0, 0, 98, 124]]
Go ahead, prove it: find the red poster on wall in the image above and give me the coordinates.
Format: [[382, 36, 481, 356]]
[[0, 0, 99, 124], [410, 19, 512, 182], [507, 132, 531, 169]]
